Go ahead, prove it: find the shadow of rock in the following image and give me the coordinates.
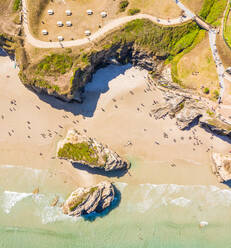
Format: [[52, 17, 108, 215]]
[[32, 64, 132, 118], [200, 125, 231, 144], [82, 185, 121, 222], [223, 179, 231, 188], [72, 162, 129, 178]]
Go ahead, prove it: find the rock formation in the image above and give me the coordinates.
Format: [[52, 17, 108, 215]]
[[57, 129, 129, 171], [212, 152, 231, 182], [151, 90, 204, 130], [62, 181, 115, 217]]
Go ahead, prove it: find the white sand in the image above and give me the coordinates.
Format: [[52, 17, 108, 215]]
[[0, 54, 230, 192]]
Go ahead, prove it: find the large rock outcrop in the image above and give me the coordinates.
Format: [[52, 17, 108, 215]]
[[62, 181, 115, 217], [212, 152, 231, 182], [151, 90, 204, 130], [57, 129, 129, 171]]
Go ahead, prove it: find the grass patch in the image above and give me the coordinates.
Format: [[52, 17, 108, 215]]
[[128, 8, 140, 15], [32, 78, 60, 92], [224, 4, 231, 49], [58, 142, 99, 164], [13, 0, 21, 11], [169, 29, 206, 85], [199, 0, 227, 26], [213, 90, 219, 99], [36, 54, 73, 76]]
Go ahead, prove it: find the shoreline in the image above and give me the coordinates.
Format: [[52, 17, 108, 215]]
[[0, 54, 230, 194]]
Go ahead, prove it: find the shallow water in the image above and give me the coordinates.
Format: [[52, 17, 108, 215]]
[[1, 165, 231, 248]]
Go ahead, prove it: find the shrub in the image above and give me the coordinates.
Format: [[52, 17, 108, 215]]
[[58, 142, 99, 164], [128, 8, 140, 16], [213, 90, 219, 99], [13, 0, 21, 11], [204, 87, 210, 94], [36, 54, 73, 76], [119, 0, 129, 12]]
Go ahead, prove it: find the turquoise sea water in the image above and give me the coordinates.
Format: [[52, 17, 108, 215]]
[[1, 165, 231, 248]]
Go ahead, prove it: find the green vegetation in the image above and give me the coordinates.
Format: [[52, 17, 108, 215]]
[[69, 187, 98, 211], [70, 19, 204, 89], [32, 78, 60, 92], [224, 5, 231, 49], [36, 54, 73, 76], [58, 142, 99, 164], [206, 109, 215, 117], [13, 0, 21, 11], [128, 8, 140, 15], [213, 90, 219, 99], [102, 154, 108, 163], [169, 29, 206, 85], [179, 102, 185, 111], [199, 0, 227, 26], [119, 0, 129, 12], [80, 53, 90, 65], [204, 87, 210, 94], [111, 19, 200, 57]]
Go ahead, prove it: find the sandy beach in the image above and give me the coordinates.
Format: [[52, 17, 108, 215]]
[[0, 53, 230, 194]]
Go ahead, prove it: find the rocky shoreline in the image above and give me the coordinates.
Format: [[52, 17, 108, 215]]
[[57, 129, 129, 172], [62, 181, 115, 217]]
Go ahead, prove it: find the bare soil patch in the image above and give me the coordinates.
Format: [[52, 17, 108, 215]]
[[181, 0, 204, 14]]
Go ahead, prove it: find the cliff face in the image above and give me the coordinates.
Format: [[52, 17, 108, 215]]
[[57, 129, 129, 171], [63, 181, 115, 217], [70, 43, 163, 100]]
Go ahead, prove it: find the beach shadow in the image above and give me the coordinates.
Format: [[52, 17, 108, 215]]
[[200, 125, 231, 144], [223, 179, 231, 188], [34, 63, 132, 118], [82, 185, 121, 222], [72, 162, 129, 178], [183, 115, 202, 131], [0, 48, 7, 57]]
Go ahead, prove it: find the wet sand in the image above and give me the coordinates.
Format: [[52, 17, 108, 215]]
[[0, 54, 230, 193]]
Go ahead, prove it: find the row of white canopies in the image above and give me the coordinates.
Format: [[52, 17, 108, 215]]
[[47, 9, 107, 17], [42, 9, 107, 39]]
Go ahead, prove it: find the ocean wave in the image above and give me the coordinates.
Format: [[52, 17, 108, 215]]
[[40, 206, 80, 224], [170, 197, 192, 207], [2, 191, 33, 214], [132, 184, 231, 213], [114, 182, 128, 193]]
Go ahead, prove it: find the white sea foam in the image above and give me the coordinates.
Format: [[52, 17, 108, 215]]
[[170, 197, 192, 207], [114, 182, 128, 193], [40, 205, 81, 224], [133, 183, 231, 212], [2, 191, 33, 214]]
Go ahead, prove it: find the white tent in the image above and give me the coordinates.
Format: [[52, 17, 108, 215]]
[[57, 21, 63, 27], [58, 36, 64, 41], [86, 9, 93, 15], [100, 12, 107, 18], [41, 29, 48, 35], [84, 30, 91, 36], [66, 21, 72, 27], [65, 10, 72, 16], [48, 9, 54, 15]]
